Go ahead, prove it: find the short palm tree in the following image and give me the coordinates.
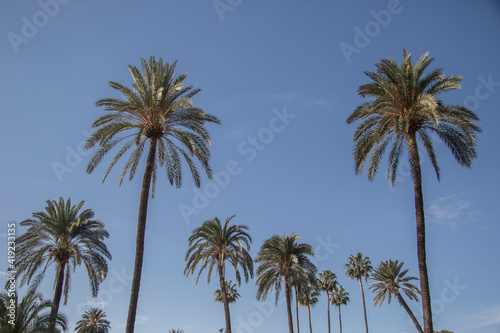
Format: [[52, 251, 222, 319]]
[[0, 290, 67, 332], [75, 308, 111, 333], [370, 260, 423, 333], [330, 285, 349, 333], [297, 283, 320, 333], [214, 281, 240, 304], [344, 253, 372, 333], [85, 56, 220, 333], [255, 233, 317, 333], [13, 198, 111, 331], [184, 216, 253, 333], [346, 50, 480, 332], [318, 270, 337, 333]]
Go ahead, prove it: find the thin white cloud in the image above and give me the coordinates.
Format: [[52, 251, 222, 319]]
[[426, 192, 479, 228], [135, 315, 149, 325], [465, 306, 500, 328]]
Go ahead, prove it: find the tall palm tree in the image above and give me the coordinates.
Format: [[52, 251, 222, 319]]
[[346, 50, 480, 332], [184, 216, 253, 333], [330, 285, 349, 333], [0, 290, 68, 333], [297, 283, 320, 333], [75, 308, 111, 333], [85, 56, 220, 333], [318, 270, 337, 333], [13, 198, 111, 331], [370, 260, 423, 333], [255, 233, 317, 333], [214, 281, 240, 304], [344, 253, 372, 333]]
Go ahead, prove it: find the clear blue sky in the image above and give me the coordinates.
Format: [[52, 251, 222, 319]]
[[1, 0, 499, 332]]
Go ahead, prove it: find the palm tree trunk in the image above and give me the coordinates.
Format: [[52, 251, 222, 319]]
[[48, 262, 65, 331], [358, 277, 369, 333], [218, 264, 232, 333], [395, 291, 424, 333], [326, 290, 331, 333], [407, 133, 434, 333], [307, 305, 312, 333], [125, 138, 157, 333], [285, 278, 295, 333], [338, 306, 342, 333], [295, 286, 300, 333]]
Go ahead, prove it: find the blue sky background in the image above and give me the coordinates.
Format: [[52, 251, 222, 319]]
[[1, 0, 499, 332]]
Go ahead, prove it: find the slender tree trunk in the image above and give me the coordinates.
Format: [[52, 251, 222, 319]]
[[125, 138, 157, 333], [48, 263, 65, 331], [307, 305, 312, 333], [326, 290, 331, 333], [358, 278, 369, 333], [285, 278, 294, 333], [295, 286, 300, 333], [395, 291, 424, 333], [218, 264, 232, 333], [407, 133, 434, 333], [338, 306, 342, 333]]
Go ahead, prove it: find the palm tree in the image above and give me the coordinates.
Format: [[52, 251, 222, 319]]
[[255, 233, 317, 333], [0, 290, 67, 332], [184, 216, 253, 333], [75, 308, 111, 333], [214, 281, 240, 304], [346, 50, 480, 332], [297, 283, 320, 333], [370, 260, 423, 333], [318, 270, 337, 333], [330, 285, 349, 333], [344, 253, 372, 333], [85, 56, 220, 333], [13, 198, 111, 331]]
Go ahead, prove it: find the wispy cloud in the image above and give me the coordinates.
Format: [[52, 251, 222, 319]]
[[465, 306, 500, 329], [135, 315, 149, 325], [426, 192, 479, 228]]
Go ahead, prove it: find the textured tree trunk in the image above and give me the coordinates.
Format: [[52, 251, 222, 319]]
[[48, 263, 65, 331], [358, 277, 369, 333], [295, 286, 300, 333], [407, 132, 434, 333], [395, 291, 424, 333], [307, 305, 312, 333], [326, 290, 331, 333], [338, 306, 343, 333], [285, 278, 294, 333], [125, 138, 157, 333], [218, 264, 232, 333]]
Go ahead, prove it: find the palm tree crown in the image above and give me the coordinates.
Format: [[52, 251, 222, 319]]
[[370, 260, 423, 333], [214, 281, 241, 304], [75, 308, 111, 333], [184, 216, 253, 333], [0, 290, 68, 333], [14, 198, 111, 330], [346, 49, 480, 186], [330, 284, 349, 307], [255, 233, 317, 333], [85, 56, 220, 193]]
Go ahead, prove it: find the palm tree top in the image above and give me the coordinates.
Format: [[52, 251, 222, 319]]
[[330, 284, 350, 307], [369, 259, 420, 307], [318, 270, 338, 292], [346, 49, 481, 185], [75, 307, 111, 333], [85, 56, 221, 194], [14, 197, 111, 302], [184, 215, 254, 285], [344, 253, 372, 281]]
